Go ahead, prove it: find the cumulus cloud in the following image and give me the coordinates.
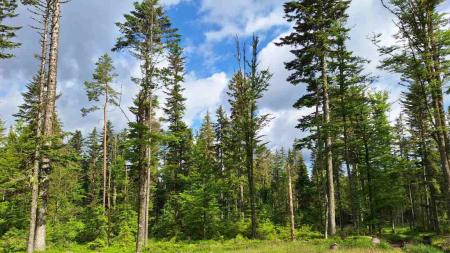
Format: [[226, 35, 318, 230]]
[[184, 72, 229, 125], [204, 5, 286, 42], [0, 0, 439, 155]]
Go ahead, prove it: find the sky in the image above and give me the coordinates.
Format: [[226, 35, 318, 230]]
[[1, 0, 449, 155]]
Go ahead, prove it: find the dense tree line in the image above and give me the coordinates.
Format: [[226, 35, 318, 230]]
[[0, 0, 449, 252]]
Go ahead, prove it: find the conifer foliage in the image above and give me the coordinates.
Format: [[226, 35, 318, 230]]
[[1, 0, 450, 252]]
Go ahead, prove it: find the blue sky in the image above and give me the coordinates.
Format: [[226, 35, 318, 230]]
[[1, 0, 449, 156]]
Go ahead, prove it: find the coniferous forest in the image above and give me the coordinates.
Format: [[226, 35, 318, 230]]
[[1, 0, 450, 252]]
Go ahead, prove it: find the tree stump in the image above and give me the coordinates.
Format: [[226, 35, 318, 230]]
[[372, 236, 381, 245], [330, 243, 338, 250]]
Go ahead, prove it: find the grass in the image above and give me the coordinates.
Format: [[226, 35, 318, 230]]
[[42, 238, 403, 253]]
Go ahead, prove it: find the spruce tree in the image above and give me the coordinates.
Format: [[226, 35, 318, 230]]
[[0, 0, 21, 59], [162, 38, 192, 195], [113, 0, 177, 250], [378, 0, 450, 219], [180, 112, 220, 240], [228, 36, 271, 238], [277, 0, 351, 235]]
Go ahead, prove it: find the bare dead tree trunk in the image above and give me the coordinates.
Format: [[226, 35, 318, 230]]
[[35, 0, 60, 250], [144, 98, 153, 247], [103, 84, 108, 211], [27, 2, 50, 252], [287, 164, 295, 241], [321, 55, 336, 236]]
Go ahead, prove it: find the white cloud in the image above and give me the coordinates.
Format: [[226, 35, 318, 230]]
[[161, 0, 187, 7], [184, 72, 229, 125], [204, 6, 286, 42], [0, 71, 26, 126]]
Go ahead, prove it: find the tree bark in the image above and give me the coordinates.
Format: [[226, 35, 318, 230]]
[[321, 56, 336, 236], [287, 164, 295, 241], [363, 135, 375, 234], [35, 0, 60, 250], [135, 91, 149, 253], [103, 84, 108, 211], [27, 2, 50, 252], [247, 137, 257, 238]]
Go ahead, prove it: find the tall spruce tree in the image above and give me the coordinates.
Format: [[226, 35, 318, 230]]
[[113, 0, 177, 251], [277, 0, 351, 235], [378, 0, 450, 219], [162, 38, 192, 195]]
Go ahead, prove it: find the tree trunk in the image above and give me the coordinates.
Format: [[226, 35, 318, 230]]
[[287, 164, 295, 241], [408, 183, 416, 230], [321, 56, 336, 236], [424, 9, 450, 218], [363, 136, 375, 234], [135, 92, 149, 253], [35, 0, 60, 250], [144, 99, 152, 247], [27, 3, 50, 252], [103, 84, 108, 211], [136, 152, 148, 253], [247, 141, 257, 238]]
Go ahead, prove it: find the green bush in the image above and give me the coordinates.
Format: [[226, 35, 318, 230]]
[[340, 236, 373, 248], [296, 225, 322, 240], [79, 205, 108, 243], [257, 220, 277, 240], [49, 219, 85, 246], [0, 228, 26, 253], [87, 237, 107, 250], [404, 244, 443, 253]]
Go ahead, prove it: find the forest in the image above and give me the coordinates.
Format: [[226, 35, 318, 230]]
[[0, 0, 450, 252]]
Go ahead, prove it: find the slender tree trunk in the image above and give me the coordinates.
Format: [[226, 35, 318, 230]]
[[247, 137, 257, 238], [287, 164, 295, 241], [334, 158, 343, 231], [340, 72, 358, 231], [27, 3, 50, 252], [363, 136, 375, 234], [408, 183, 416, 230], [324, 193, 329, 239], [420, 128, 440, 232], [321, 56, 336, 236], [144, 97, 152, 247], [35, 0, 60, 250], [103, 85, 108, 211]]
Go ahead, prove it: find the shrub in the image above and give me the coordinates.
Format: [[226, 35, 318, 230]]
[[257, 220, 277, 240], [404, 244, 443, 253], [0, 228, 26, 253], [49, 219, 85, 246], [341, 236, 373, 248], [87, 237, 106, 250]]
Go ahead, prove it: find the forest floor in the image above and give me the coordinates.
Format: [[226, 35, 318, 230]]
[[41, 236, 446, 253]]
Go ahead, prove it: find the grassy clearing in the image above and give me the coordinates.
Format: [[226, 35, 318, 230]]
[[42, 238, 403, 253]]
